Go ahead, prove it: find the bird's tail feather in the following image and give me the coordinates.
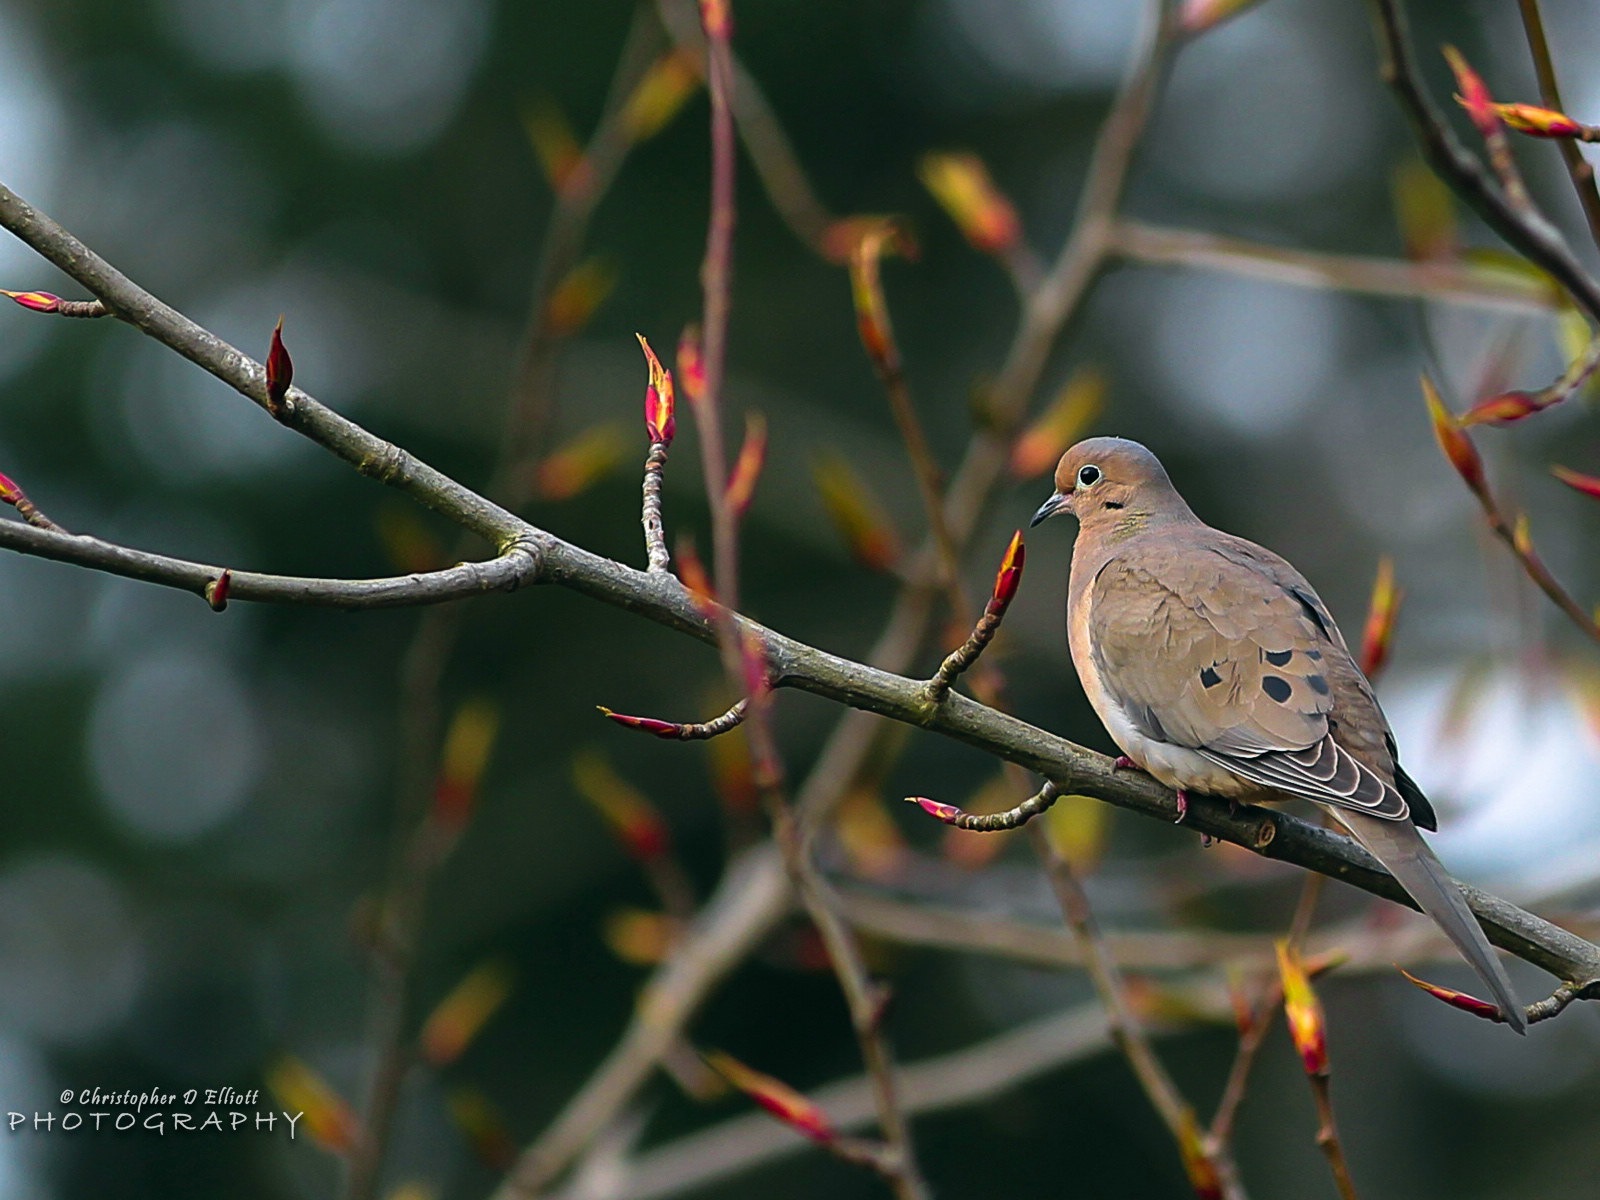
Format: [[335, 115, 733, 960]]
[[1339, 811, 1526, 1035]]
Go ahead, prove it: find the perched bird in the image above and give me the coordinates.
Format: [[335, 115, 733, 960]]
[[1031, 436, 1525, 1033]]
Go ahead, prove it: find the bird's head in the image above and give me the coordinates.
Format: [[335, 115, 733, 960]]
[[1030, 437, 1188, 528]]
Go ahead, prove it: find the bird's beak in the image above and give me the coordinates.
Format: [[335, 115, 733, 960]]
[[1030, 491, 1068, 527]]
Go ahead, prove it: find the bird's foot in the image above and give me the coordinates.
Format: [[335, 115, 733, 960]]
[[1173, 788, 1190, 824]]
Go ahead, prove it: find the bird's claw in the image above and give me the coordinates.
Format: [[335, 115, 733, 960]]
[[1112, 755, 1137, 770], [1173, 788, 1189, 824]]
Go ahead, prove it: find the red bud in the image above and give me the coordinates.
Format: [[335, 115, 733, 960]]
[[1, 289, 61, 313], [724, 413, 767, 520], [1460, 390, 1542, 426], [597, 707, 684, 739], [1445, 47, 1500, 141], [637, 334, 677, 446], [204, 569, 232, 613], [1399, 967, 1510, 1023], [266, 317, 293, 416], [1422, 374, 1488, 498], [1552, 464, 1600, 501], [906, 796, 964, 824], [988, 531, 1025, 614]]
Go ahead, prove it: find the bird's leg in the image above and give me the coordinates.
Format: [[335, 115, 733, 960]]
[[1113, 755, 1137, 770], [1173, 788, 1189, 824]]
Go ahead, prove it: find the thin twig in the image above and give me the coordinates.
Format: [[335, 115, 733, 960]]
[[1209, 875, 1323, 1148], [1514, 0, 1600, 249], [550, 1002, 1115, 1200], [654, 0, 835, 252], [1110, 219, 1563, 315], [848, 235, 964, 606], [506, 4, 667, 457], [771, 804, 928, 1200], [0, 519, 536, 608], [1308, 1076, 1361, 1200], [642, 441, 671, 572], [1025, 822, 1240, 1198], [1369, 0, 1600, 323]]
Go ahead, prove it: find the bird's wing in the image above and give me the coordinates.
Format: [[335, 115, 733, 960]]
[[1088, 536, 1408, 821]]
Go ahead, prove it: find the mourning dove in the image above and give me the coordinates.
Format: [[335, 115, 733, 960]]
[[1031, 436, 1525, 1033]]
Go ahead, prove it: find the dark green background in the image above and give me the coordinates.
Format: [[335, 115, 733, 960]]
[[0, 1, 1597, 1198]]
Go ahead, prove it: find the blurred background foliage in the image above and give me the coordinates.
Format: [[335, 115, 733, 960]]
[[0, 0, 1598, 1198]]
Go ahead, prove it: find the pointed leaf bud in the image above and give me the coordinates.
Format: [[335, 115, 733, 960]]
[[724, 412, 767, 520], [265, 316, 293, 417], [572, 749, 671, 862], [918, 151, 1023, 256], [1392, 159, 1459, 261], [674, 537, 718, 619], [1358, 556, 1402, 680], [1398, 967, 1509, 1023], [602, 907, 682, 965], [533, 423, 628, 501], [811, 453, 901, 572], [1422, 374, 1488, 498], [447, 1087, 518, 1171], [698, 0, 732, 41], [265, 1056, 359, 1154], [420, 960, 514, 1067], [1552, 464, 1600, 500], [0, 470, 23, 506], [637, 334, 676, 446], [1512, 511, 1535, 559], [905, 796, 964, 824], [1461, 390, 1542, 426], [846, 222, 915, 376], [544, 258, 616, 337], [988, 531, 1025, 615], [433, 699, 501, 831], [1444, 47, 1500, 141], [1276, 940, 1329, 1077], [522, 98, 590, 196], [622, 50, 701, 142], [1175, 1108, 1224, 1200], [1009, 368, 1105, 478], [204, 569, 232, 613], [597, 706, 685, 739], [1491, 101, 1589, 140], [1, 289, 61, 313], [701, 1050, 835, 1143], [675, 325, 706, 407]]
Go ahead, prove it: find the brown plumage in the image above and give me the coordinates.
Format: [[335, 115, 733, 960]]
[[1032, 436, 1524, 1033]]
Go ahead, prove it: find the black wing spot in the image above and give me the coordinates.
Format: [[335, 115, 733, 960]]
[[1199, 666, 1222, 689], [1261, 675, 1293, 703], [1263, 648, 1293, 667], [1305, 648, 1322, 661], [1289, 586, 1334, 642], [1307, 674, 1330, 695]]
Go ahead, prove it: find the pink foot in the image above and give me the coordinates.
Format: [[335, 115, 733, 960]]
[[1173, 789, 1190, 825], [1113, 755, 1138, 770]]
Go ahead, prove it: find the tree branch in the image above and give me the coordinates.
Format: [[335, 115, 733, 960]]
[[1368, 0, 1600, 324], [1110, 219, 1563, 314], [0, 518, 537, 609]]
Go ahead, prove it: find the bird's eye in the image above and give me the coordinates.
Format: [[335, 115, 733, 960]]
[[1076, 464, 1101, 488]]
